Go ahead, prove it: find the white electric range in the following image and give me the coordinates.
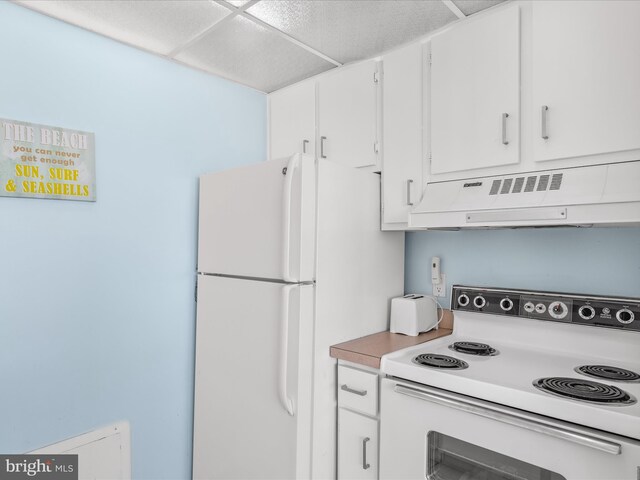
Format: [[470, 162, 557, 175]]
[[379, 285, 640, 480]]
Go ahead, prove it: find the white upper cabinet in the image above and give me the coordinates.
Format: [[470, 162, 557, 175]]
[[531, 1, 640, 164], [430, 5, 520, 177], [381, 43, 423, 228], [269, 80, 316, 160], [318, 60, 380, 169]]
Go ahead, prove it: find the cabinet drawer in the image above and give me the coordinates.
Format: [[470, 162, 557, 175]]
[[338, 365, 378, 416], [338, 409, 378, 480]]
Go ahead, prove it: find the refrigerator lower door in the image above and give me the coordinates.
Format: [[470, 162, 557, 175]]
[[192, 275, 314, 480], [197, 154, 316, 282]]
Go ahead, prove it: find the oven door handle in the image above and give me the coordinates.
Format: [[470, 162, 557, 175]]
[[394, 384, 622, 455]]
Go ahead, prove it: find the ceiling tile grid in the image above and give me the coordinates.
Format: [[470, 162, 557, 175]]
[[13, 0, 508, 93]]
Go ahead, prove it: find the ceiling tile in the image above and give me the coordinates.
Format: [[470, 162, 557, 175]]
[[246, 0, 459, 64], [174, 15, 335, 92], [452, 0, 507, 16], [15, 0, 231, 56]]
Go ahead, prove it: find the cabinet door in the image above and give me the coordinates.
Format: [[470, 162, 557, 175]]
[[338, 409, 378, 480], [532, 1, 640, 163], [430, 5, 520, 176], [382, 43, 423, 226], [269, 80, 315, 160], [318, 60, 379, 169]]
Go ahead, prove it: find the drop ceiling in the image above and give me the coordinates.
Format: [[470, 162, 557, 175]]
[[13, 0, 506, 93]]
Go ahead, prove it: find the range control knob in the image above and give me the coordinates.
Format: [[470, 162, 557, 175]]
[[548, 301, 569, 320], [578, 305, 596, 320], [473, 296, 486, 309], [457, 294, 470, 307], [499, 298, 514, 312], [535, 303, 547, 314], [616, 308, 635, 325], [523, 301, 535, 313]]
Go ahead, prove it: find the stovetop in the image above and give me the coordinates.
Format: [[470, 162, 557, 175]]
[[380, 286, 640, 440]]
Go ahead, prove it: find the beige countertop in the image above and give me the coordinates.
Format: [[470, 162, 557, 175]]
[[330, 310, 454, 369]]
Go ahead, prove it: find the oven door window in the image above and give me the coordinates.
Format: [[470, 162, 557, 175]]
[[427, 431, 566, 480]]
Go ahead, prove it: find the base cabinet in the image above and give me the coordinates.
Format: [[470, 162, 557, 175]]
[[338, 409, 378, 480], [337, 363, 380, 480]]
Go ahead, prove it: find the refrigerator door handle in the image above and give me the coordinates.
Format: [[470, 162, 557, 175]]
[[279, 284, 296, 416], [282, 155, 299, 283]]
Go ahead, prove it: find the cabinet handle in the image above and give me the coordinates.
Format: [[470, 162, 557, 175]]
[[302, 139, 309, 154], [406, 179, 414, 206], [341, 384, 367, 396], [320, 136, 327, 158], [541, 105, 549, 140], [362, 437, 371, 470], [502, 113, 509, 145]]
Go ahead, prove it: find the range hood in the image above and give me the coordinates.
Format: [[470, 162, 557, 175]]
[[409, 160, 640, 229]]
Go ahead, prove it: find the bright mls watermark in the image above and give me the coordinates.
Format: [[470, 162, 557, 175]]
[[0, 455, 77, 480]]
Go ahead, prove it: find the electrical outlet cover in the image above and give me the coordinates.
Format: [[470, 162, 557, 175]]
[[433, 273, 446, 297]]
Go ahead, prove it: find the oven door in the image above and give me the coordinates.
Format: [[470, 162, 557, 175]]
[[380, 378, 640, 480]]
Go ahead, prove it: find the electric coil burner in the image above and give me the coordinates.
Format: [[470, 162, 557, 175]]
[[413, 354, 468, 370], [533, 377, 636, 405], [575, 365, 640, 383], [448, 341, 498, 356], [380, 286, 640, 479]]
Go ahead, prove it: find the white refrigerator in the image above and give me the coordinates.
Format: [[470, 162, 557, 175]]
[[192, 154, 404, 479]]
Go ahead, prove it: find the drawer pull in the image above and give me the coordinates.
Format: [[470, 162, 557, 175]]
[[341, 384, 367, 396], [362, 437, 371, 470]]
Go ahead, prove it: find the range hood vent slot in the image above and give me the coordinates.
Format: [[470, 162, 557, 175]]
[[512, 177, 525, 193], [537, 175, 550, 191], [524, 176, 537, 192], [500, 178, 513, 194], [550, 173, 563, 190]]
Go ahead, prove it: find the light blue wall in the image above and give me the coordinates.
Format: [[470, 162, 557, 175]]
[[406, 228, 640, 307], [0, 3, 265, 479]]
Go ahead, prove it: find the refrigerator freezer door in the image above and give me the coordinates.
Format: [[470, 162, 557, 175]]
[[192, 275, 314, 480], [198, 154, 316, 282]]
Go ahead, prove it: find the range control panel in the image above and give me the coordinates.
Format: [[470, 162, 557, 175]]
[[451, 285, 640, 332]]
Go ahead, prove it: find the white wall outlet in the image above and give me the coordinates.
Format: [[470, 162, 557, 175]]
[[432, 273, 446, 297]]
